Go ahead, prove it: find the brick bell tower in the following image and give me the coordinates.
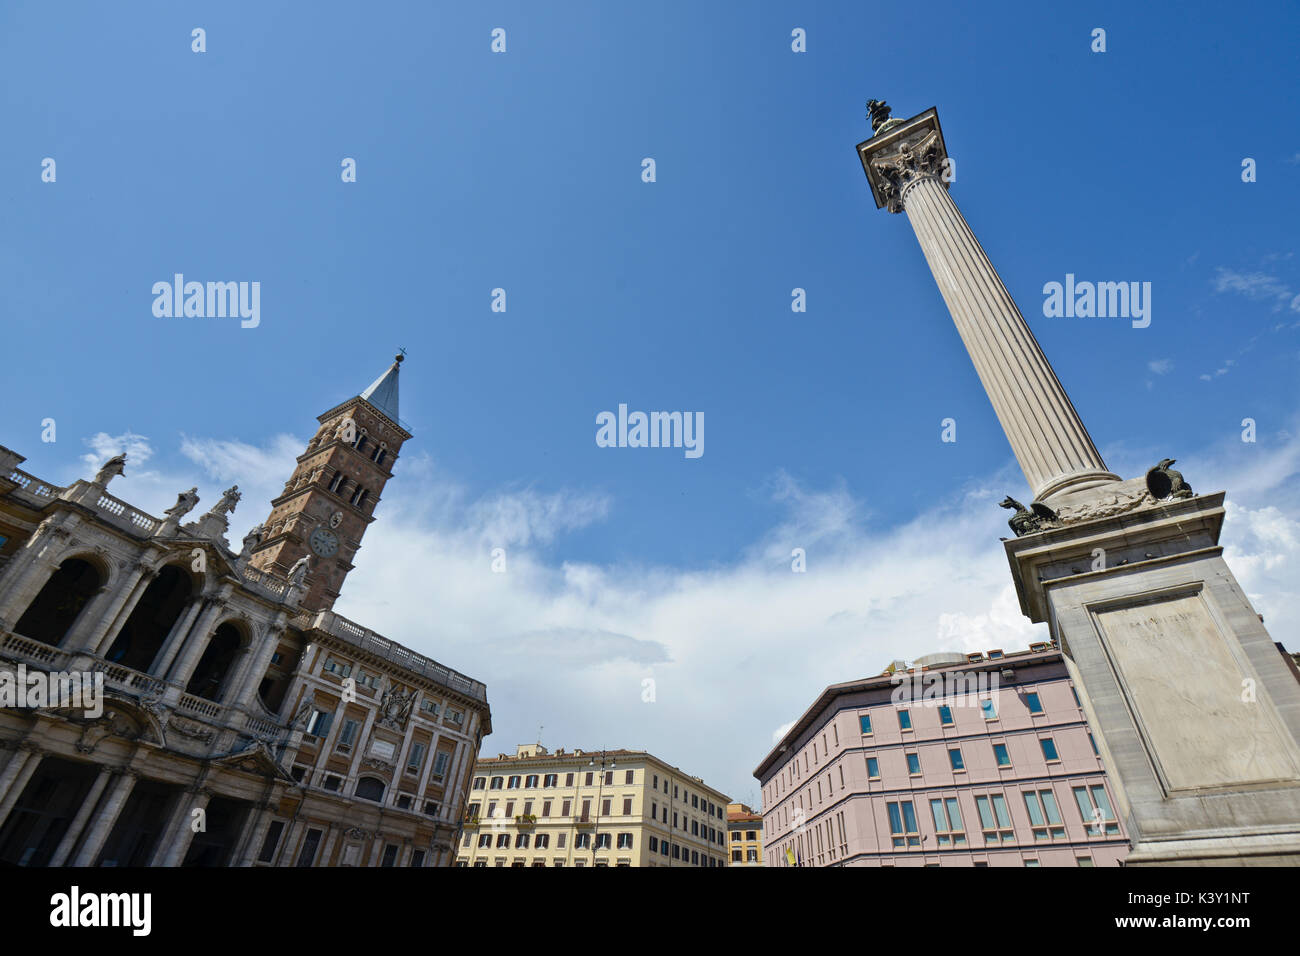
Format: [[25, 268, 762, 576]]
[[247, 353, 412, 612]]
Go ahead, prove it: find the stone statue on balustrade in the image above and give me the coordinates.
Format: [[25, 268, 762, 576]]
[[211, 485, 241, 516], [153, 486, 200, 538], [92, 453, 127, 487], [165, 487, 200, 520]]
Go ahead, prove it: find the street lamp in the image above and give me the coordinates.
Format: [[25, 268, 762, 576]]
[[588, 750, 616, 866]]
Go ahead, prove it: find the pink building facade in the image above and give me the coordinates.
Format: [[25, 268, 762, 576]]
[[754, 647, 1130, 866]]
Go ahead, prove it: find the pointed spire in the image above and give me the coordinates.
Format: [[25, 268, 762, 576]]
[[359, 352, 404, 424]]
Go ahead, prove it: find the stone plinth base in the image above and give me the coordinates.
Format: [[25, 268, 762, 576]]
[[1006, 489, 1300, 867]]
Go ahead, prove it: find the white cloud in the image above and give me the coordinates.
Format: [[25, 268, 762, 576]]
[[53, 418, 1300, 802], [1147, 359, 1174, 375], [1213, 268, 1300, 313]]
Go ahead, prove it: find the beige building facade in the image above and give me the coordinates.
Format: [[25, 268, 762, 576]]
[[0, 355, 490, 866], [456, 744, 730, 867]]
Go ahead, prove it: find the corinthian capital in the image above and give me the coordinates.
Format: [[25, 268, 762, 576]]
[[856, 106, 950, 213]]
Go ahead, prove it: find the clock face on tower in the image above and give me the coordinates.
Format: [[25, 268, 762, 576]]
[[309, 527, 339, 558]]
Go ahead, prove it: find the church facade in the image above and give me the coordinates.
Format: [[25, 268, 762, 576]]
[[0, 355, 490, 866]]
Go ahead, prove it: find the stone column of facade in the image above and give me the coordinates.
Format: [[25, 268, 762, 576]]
[[71, 770, 137, 866], [144, 596, 208, 679], [156, 788, 211, 866], [0, 555, 62, 635], [318, 824, 341, 866], [88, 567, 162, 657], [857, 107, 1119, 503], [164, 587, 233, 687], [48, 766, 114, 866], [234, 801, 277, 866], [226, 621, 288, 712], [0, 747, 43, 829], [64, 561, 149, 654]]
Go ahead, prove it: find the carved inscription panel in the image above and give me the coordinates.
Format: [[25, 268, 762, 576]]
[[1095, 592, 1300, 792]]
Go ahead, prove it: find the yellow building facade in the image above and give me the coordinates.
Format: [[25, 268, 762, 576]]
[[726, 802, 763, 866], [456, 744, 730, 867]]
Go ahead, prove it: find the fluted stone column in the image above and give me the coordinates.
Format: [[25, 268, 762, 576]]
[[67, 561, 150, 654], [48, 766, 114, 866], [861, 102, 1300, 866], [157, 788, 211, 866], [71, 770, 137, 866], [90, 566, 160, 657], [0, 747, 43, 829], [857, 107, 1119, 503]]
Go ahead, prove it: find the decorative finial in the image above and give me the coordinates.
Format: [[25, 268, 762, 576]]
[[395, 347, 406, 364]]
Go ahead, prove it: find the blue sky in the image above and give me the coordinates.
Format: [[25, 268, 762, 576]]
[[4, 1, 1298, 800]]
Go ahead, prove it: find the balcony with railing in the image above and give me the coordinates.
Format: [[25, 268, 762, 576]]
[[4, 468, 62, 508], [300, 610, 487, 702]]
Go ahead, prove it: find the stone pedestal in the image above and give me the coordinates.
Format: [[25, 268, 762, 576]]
[[1005, 488, 1300, 865]]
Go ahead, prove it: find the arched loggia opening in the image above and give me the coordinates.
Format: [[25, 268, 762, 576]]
[[104, 565, 194, 673], [184, 622, 244, 702], [13, 557, 104, 647]]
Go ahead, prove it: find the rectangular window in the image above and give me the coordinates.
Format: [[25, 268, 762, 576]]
[[296, 828, 323, 867], [1073, 785, 1120, 835], [544, 773, 558, 787], [993, 743, 1011, 767], [542, 800, 551, 817], [601, 799, 611, 816], [1088, 733, 1100, 756], [859, 714, 872, 734], [257, 821, 285, 863], [617, 833, 633, 849], [1040, 737, 1060, 762], [938, 705, 953, 726], [886, 800, 920, 847], [558, 833, 567, 848], [929, 797, 965, 846], [1024, 692, 1043, 714], [625, 769, 634, 784], [380, 844, 400, 867], [1023, 789, 1065, 840], [562, 799, 571, 816], [565, 773, 574, 786], [948, 748, 964, 771], [525, 774, 539, 788], [406, 741, 425, 772], [605, 771, 614, 786], [585, 772, 594, 786], [306, 710, 332, 737], [622, 797, 632, 815], [897, 710, 912, 731], [906, 752, 921, 775], [433, 751, 450, 777], [975, 793, 1015, 844], [980, 698, 997, 720]]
